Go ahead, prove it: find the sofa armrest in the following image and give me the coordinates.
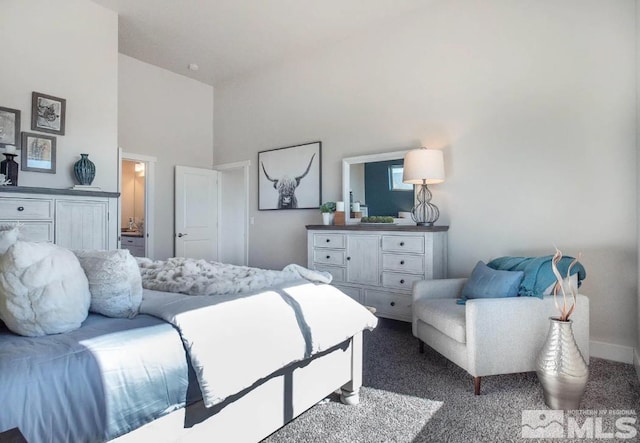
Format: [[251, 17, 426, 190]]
[[465, 294, 589, 377], [412, 278, 468, 303]]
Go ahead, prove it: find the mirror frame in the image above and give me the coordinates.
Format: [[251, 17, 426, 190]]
[[342, 150, 410, 224]]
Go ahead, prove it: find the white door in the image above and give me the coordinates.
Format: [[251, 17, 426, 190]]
[[175, 166, 219, 260]]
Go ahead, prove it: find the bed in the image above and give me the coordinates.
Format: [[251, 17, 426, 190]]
[[0, 277, 377, 442]]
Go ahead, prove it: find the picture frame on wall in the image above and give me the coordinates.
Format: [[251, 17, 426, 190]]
[[21, 132, 56, 174], [258, 141, 322, 210], [31, 92, 66, 135], [0, 106, 21, 150]]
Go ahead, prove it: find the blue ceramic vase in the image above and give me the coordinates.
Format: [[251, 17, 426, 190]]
[[73, 153, 96, 185]]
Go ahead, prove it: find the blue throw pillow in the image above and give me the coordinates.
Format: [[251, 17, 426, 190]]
[[457, 261, 525, 305]]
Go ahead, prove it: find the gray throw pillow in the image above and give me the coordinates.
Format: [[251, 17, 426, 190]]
[[74, 249, 143, 318]]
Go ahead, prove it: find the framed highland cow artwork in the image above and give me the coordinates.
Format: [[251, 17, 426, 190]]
[[258, 141, 321, 210]]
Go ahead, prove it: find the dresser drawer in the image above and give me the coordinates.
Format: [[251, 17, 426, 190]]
[[364, 290, 412, 321], [313, 249, 345, 266], [382, 253, 424, 274], [314, 265, 345, 283], [122, 244, 145, 257], [122, 236, 145, 247], [13, 221, 53, 242], [381, 235, 424, 254], [0, 198, 52, 220], [313, 233, 346, 249], [333, 284, 362, 303], [381, 272, 423, 291]]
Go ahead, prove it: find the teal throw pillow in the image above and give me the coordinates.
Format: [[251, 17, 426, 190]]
[[457, 261, 525, 305]]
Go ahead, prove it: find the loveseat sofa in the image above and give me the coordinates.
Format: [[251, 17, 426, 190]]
[[412, 278, 589, 394]]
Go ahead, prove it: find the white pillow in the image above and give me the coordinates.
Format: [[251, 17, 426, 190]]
[[0, 225, 19, 255], [0, 225, 19, 329], [74, 249, 143, 318], [0, 241, 90, 337]]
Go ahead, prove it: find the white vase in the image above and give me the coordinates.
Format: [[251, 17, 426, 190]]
[[322, 213, 332, 225]]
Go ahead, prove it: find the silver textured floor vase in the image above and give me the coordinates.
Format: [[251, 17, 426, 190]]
[[535, 318, 588, 409]]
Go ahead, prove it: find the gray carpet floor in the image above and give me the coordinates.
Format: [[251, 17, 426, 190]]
[[263, 319, 640, 443]]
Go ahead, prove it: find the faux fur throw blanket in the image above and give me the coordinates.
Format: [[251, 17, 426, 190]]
[[136, 257, 332, 296]]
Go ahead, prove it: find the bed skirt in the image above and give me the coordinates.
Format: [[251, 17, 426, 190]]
[[111, 332, 363, 443]]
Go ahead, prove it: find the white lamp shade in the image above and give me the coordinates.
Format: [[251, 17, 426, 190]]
[[403, 148, 445, 185]]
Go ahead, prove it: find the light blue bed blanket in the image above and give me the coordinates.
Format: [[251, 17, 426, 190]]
[[0, 314, 200, 443], [487, 255, 586, 298]]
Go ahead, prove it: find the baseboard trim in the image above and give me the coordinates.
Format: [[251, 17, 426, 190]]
[[589, 340, 634, 364]]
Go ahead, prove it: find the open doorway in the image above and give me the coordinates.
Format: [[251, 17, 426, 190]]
[[119, 150, 156, 258], [215, 160, 250, 266]]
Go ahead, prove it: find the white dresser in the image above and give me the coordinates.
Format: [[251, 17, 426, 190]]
[[307, 225, 448, 322], [0, 187, 120, 250]]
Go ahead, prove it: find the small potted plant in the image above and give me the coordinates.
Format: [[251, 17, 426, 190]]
[[320, 202, 336, 225]]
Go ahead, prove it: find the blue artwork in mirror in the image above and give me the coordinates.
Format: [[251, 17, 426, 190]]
[[363, 160, 414, 216]]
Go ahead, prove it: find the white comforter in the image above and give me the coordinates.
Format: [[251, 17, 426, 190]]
[[136, 257, 332, 295], [139, 281, 378, 407]]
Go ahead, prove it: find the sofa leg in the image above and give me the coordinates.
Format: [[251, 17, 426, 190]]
[[418, 340, 424, 354], [474, 377, 481, 395]]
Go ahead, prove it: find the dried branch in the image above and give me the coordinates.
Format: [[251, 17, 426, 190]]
[[551, 248, 580, 321]]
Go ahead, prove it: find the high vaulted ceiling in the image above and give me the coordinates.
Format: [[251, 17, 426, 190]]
[[91, 0, 428, 86]]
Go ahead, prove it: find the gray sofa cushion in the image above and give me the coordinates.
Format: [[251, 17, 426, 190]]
[[413, 298, 466, 344]]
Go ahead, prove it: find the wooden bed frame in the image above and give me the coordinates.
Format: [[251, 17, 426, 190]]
[[112, 332, 363, 442]]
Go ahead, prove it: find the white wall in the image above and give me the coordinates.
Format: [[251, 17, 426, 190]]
[[0, 0, 118, 190], [636, 0, 640, 378], [119, 54, 214, 260], [215, 0, 637, 351]]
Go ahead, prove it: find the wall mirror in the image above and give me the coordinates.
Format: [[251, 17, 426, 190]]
[[342, 150, 415, 224]]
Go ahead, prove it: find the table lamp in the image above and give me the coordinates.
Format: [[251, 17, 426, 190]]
[[402, 147, 444, 226]]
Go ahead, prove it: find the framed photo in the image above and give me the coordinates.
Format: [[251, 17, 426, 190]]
[[258, 141, 321, 210], [0, 106, 21, 150], [21, 132, 56, 173], [31, 92, 66, 135]]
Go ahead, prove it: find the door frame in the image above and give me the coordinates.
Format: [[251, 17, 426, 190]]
[[119, 149, 157, 259], [214, 160, 250, 266]]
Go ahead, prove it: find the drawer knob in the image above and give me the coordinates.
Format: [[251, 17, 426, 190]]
[[326, 255, 331, 259], [17, 206, 24, 212], [400, 279, 405, 284], [400, 241, 405, 246], [326, 238, 330, 243], [390, 301, 396, 307], [400, 260, 405, 265], [347, 256, 351, 261]]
